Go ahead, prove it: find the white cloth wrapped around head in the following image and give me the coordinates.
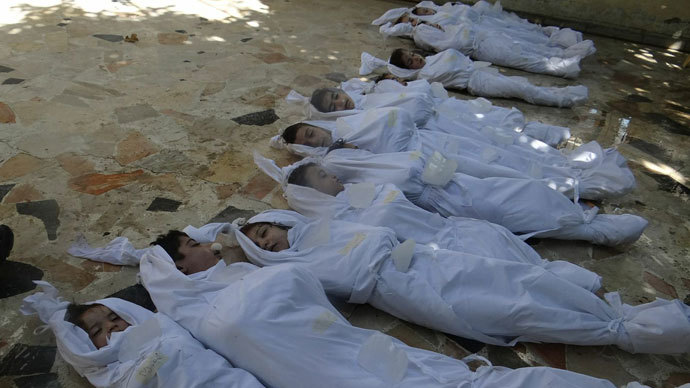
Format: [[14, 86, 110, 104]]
[[20, 282, 154, 381], [372, 7, 409, 26], [286, 90, 363, 120], [253, 150, 322, 189], [359, 52, 420, 80], [269, 120, 336, 157]]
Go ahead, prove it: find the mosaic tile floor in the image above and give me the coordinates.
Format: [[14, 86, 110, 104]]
[[0, 0, 688, 386]]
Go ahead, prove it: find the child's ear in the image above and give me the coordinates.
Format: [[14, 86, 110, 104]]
[[175, 262, 188, 275]]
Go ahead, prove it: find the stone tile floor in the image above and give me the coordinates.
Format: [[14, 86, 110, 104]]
[[0, 0, 688, 386]]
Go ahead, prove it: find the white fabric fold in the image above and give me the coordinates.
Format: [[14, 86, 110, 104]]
[[68, 234, 149, 266], [21, 281, 263, 387]]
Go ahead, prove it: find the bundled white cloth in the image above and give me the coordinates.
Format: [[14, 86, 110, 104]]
[[279, 106, 636, 201], [183, 210, 690, 355], [284, 178, 601, 290], [258, 148, 646, 246], [138, 245, 643, 388], [360, 50, 588, 107], [286, 87, 435, 126], [375, 1, 595, 78], [343, 77, 570, 147], [20, 281, 263, 388]]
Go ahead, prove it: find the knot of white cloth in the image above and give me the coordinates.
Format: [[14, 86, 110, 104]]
[[231, 217, 247, 228], [607, 317, 624, 334], [582, 206, 599, 224]]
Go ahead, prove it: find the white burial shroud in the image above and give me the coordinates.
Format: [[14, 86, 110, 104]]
[[185, 210, 690, 354], [283, 182, 600, 290], [296, 106, 636, 200], [139, 246, 642, 387], [303, 148, 647, 246], [360, 49, 588, 107], [342, 77, 571, 147], [20, 282, 263, 388]]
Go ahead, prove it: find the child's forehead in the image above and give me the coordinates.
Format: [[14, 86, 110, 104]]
[[82, 304, 113, 320]]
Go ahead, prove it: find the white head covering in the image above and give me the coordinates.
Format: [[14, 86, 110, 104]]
[[359, 52, 421, 79], [286, 90, 364, 120], [268, 120, 335, 157], [372, 7, 410, 26], [253, 151, 322, 190], [20, 282, 155, 385]]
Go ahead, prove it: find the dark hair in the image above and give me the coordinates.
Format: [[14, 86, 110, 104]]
[[394, 14, 409, 25], [150, 230, 188, 262], [282, 122, 308, 144], [310, 87, 341, 113], [287, 162, 317, 187], [390, 48, 407, 68], [65, 303, 98, 330], [374, 73, 392, 83]]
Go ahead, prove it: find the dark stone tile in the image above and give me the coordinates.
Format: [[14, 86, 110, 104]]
[[0, 183, 15, 202], [240, 37, 252, 42], [14, 373, 61, 388], [0, 65, 14, 73], [624, 94, 652, 103], [174, 29, 187, 33], [146, 197, 181, 212], [486, 344, 530, 369], [0, 344, 56, 376], [107, 284, 156, 312], [326, 295, 357, 319], [626, 137, 673, 164], [644, 172, 690, 196], [645, 112, 689, 136], [208, 205, 256, 223], [445, 333, 486, 354], [324, 72, 347, 83], [231, 109, 279, 126], [92, 34, 124, 42], [0, 261, 43, 298], [16, 200, 60, 241], [3, 78, 25, 85]]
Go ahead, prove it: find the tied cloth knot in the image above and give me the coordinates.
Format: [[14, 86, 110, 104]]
[[582, 205, 599, 224], [607, 318, 624, 334], [604, 291, 630, 336]]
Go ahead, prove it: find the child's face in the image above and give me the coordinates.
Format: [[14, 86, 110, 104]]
[[294, 125, 333, 147], [175, 236, 221, 275], [244, 223, 290, 252], [413, 7, 436, 16], [320, 89, 355, 112], [400, 51, 426, 69], [304, 165, 345, 196], [80, 304, 130, 349]]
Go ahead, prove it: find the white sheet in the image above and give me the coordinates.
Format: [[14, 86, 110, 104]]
[[360, 49, 588, 107], [20, 282, 263, 388], [186, 210, 690, 354], [138, 245, 640, 387]]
